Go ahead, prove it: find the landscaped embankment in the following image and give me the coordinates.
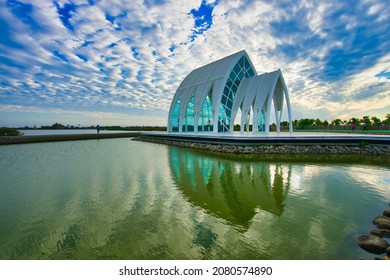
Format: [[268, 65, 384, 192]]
[[134, 136, 390, 156], [0, 132, 140, 145]]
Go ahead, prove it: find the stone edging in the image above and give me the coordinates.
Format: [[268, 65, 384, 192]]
[[356, 205, 390, 259], [134, 136, 390, 156]]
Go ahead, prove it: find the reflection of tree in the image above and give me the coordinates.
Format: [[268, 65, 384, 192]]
[[272, 165, 290, 212], [169, 147, 291, 229]]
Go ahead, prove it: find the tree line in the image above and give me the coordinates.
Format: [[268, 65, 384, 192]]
[[281, 114, 390, 130]]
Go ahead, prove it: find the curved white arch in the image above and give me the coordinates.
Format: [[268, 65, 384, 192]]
[[231, 70, 293, 133]]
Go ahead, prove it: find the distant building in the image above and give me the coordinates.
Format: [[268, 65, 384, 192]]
[[52, 123, 65, 129], [167, 50, 293, 133]]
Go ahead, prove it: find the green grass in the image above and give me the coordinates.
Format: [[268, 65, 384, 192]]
[[0, 127, 22, 136], [294, 129, 390, 135]]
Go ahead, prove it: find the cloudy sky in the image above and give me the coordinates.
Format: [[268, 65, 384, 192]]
[[0, 0, 389, 127]]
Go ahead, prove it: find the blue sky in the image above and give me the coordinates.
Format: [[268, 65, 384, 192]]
[[0, 0, 389, 127]]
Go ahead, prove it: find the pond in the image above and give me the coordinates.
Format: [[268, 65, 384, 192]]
[[0, 138, 389, 259]]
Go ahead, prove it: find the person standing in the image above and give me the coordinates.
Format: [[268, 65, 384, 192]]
[[96, 124, 100, 134]]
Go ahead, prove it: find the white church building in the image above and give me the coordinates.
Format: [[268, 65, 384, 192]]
[[167, 50, 293, 133]]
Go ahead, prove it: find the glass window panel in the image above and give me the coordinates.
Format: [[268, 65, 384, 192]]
[[227, 90, 234, 101], [221, 95, 227, 106], [231, 83, 238, 93], [229, 73, 235, 82], [226, 78, 233, 88], [219, 104, 225, 114], [233, 63, 241, 75], [227, 98, 233, 110], [239, 56, 244, 68], [231, 74, 238, 84], [238, 71, 244, 80], [170, 96, 181, 132], [185, 95, 195, 132], [200, 94, 213, 131], [258, 109, 265, 132], [247, 68, 255, 77]]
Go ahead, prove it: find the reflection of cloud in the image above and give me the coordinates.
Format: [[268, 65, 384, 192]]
[[344, 166, 390, 198], [288, 163, 390, 200], [1, 140, 389, 259], [168, 146, 292, 229], [0, 140, 176, 259]]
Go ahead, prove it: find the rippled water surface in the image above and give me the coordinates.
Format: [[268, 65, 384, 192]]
[[0, 139, 389, 259]]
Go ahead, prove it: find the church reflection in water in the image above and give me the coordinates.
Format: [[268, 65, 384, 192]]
[[168, 146, 292, 229]]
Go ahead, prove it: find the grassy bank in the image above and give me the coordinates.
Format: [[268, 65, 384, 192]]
[[0, 132, 140, 145], [293, 129, 390, 135], [0, 128, 21, 136]]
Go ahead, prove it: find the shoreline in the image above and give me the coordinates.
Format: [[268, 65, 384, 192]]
[[0, 132, 140, 145], [134, 136, 390, 156], [1, 132, 390, 156]]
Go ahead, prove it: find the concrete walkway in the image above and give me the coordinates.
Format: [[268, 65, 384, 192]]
[[2, 131, 389, 146], [0, 132, 140, 145], [140, 131, 390, 146]]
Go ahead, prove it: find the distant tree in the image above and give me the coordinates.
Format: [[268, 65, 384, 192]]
[[361, 116, 372, 125], [298, 118, 315, 127], [281, 121, 289, 126], [322, 120, 329, 126], [315, 118, 322, 126], [349, 117, 360, 125], [371, 116, 381, 125], [384, 114, 390, 124], [330, 118, 341, 125]]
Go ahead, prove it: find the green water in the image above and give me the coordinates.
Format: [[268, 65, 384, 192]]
[[0, 138, 389, 259]]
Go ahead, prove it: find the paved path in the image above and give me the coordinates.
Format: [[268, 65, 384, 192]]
[[2, 131, 389, 146], [140, 132, 390, 146], [0, 132, 140, 145]]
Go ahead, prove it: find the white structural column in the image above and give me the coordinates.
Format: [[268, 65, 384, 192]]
[[252, 73, 273, 133], [230, 77, 251, 132], [193, 81, 213, 132], [211, 78, 224, 133], [262, 70, 292, 133], [230, 69, 293, 134], [280, 72, 293, 133], [273, 77, 284, 133]]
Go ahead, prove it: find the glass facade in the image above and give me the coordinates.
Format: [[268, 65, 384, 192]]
[[170, 96, 181, 132], [218, 56, 255, 132], [198, 90, 213, 132], [257, 108, 266, 132], [183, 94, 195, 132]]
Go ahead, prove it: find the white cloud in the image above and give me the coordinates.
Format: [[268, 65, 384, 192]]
[[0, 0, 389, 127]]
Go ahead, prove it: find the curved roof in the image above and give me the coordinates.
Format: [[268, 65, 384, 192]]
[[176, 50, 256, 92], [168, 50, 258, 133]]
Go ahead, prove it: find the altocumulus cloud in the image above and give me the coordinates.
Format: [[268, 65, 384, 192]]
[[0, 0, 389, 127]]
